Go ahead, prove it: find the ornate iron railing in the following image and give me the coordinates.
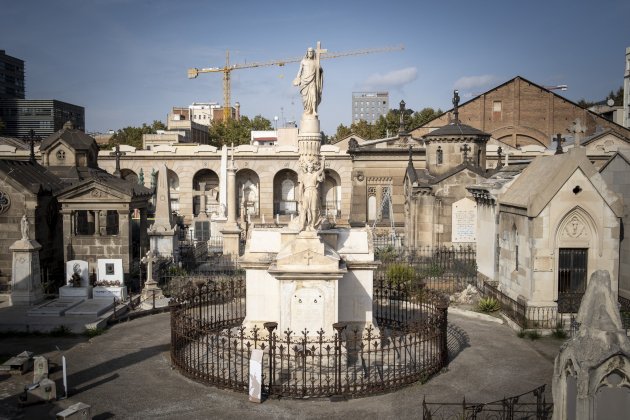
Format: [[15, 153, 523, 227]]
[[421, 384, 553, 419], [170, 278, 449, 399]]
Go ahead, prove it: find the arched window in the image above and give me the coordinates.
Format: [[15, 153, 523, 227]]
[[368, 195, 377, 221], [436, 146, 443, 165]]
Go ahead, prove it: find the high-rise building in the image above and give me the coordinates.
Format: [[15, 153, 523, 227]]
[[0, 99, 85, 138], [0, 51, 84, 138], [352, 92, 389, 124], [0, 50, 25, 99]]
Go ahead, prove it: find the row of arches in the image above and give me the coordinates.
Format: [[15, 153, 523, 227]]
[[120, 167, 342, 219]]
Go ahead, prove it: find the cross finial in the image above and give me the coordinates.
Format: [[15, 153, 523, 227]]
[[496, 146, 504, 168], [452, 90, 460, 123], [554, 133, 565, 155], [399, 100, 407, 135], [110, 144, 126, 178], [27, 129, 37, 162], [460, 143, 471, 163], [567, 118, 586, 147]]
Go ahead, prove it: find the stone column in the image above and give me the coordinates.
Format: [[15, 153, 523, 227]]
[[199, 182, 207, 216], [94, 210, 101, 236], [61, 209, 73, 263], [221, 154, 241, 256]]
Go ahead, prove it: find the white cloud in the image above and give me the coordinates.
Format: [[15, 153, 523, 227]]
[[361, 67, 418, 90], [453, 74, 502, 91]]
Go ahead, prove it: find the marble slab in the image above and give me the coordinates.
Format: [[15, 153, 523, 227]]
[[65, 300, 114, 317], [59, 285, 92, 300], [27, 299, 83, 316], [93, 286, 128, 301]]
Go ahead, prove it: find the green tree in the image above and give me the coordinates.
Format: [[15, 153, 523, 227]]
[[330, 124, 352, 143], [109, 120, 166, 149], [208, 115, 272, 147]]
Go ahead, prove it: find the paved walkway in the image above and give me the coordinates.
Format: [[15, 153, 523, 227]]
[[0, 311, 563, 420]]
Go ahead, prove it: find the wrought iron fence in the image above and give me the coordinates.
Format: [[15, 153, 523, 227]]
[[375, 246, 477, 295], [170, 277, 449, 399], [421, 384, 553, 419]]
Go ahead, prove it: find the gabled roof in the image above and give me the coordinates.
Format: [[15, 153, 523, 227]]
[[431, 161, 489, 185], [55, 167, 153, 199], [0, 136, 29, 150], [598, 149, 630, 173], [423, 121, 490, 138], [0, 159, 63, 194], [40, 125, 97, 152], [500, 147, 623, 217], [411, 76, 630, 137]]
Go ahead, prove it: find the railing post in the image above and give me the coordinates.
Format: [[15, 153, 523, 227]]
[[331, 322, 347, 400], [153, 289, 156, 309], [263, 322, 277, 396], [436, 299, 449, 367]]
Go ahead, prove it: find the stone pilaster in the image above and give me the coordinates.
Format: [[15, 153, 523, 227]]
[[221, 156, 241, 256]]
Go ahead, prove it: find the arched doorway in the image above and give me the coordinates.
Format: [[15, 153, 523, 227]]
[[192, 169, 220, 217], [236, 169, 260, 218], [273, 169, 298, 215], [321, 169, 341, 219]]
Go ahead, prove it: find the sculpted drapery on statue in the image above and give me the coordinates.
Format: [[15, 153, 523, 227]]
[[293, 47, 324, 116], [297, 156, 325, 231]]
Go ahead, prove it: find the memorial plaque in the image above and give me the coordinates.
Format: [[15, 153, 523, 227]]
[[452, 198, 477, 243], [33, 356, 48, 383], [291, 288, 324, 333], [97, 259, 123, 283], [534, 256, 554, 272], [66, 260, 89, 287]]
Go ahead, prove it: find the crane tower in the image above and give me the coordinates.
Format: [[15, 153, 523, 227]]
[[188, 44, 404, 121]]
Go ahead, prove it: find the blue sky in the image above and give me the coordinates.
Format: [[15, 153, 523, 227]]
[[2, 0, 629, 135]]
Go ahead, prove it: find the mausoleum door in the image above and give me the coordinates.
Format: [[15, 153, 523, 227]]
[[557, 248, 587, 312]]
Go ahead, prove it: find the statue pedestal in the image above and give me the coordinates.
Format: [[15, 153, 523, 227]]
[[221, 224, 241, 257], [148, 228, 177, 259], [9, 239, 44, 306]]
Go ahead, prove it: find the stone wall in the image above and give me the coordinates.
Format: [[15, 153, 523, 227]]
[[600, 154, 630, 302]]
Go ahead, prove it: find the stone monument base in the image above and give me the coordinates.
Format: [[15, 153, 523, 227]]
[[93, 286, 127, 301], [59, 285, 93, 300]]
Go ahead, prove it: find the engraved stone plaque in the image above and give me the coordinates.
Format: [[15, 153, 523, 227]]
[[291, 287, 324, 334], [452, 198, 477, 242]]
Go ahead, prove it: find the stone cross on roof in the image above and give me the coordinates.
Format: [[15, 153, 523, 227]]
[[110, 144, 126, 178], [452, 90, 460, 123], [554, 133, 565, 155], [460, 143, 471, 162], [399, 100, 407, 135], [496, 146, 504, 168], [567, 118, 586, 147], [27, 129, 38, 163]]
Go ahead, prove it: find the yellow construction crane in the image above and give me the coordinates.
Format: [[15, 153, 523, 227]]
[[187, 45, 404, 121]]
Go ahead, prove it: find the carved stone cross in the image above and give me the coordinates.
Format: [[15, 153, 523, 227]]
[[27, 129, 38, 162], [110, 144, 126, 178], [141, 250, 158, 284], [460, 143, 471, 162], [496, 146, 504, 168], [554, 133, 565, 155], [303, 252, 314, 266], [452, 90, 460, 123]]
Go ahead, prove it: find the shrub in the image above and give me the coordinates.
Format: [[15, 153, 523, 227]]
[[517, 330, 526, 338], [526, 330, 541, 340], [50, 325, 73, 337], [477, 297, 501, 313], [84, 327, 106, 338], [387, 264, 415, 285], [421, 264, 445, 278], [552, 323, 568, 339]]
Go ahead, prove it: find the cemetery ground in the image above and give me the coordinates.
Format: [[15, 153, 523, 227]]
[[0, 310, 564, 420]]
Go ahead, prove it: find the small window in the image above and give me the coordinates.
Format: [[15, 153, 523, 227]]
[[195, 221, 210, 241], [436, 146, 443, 165], [56, 150, 66, 160], [106, 210, 119, 235], [492, 101, 502, 121]]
